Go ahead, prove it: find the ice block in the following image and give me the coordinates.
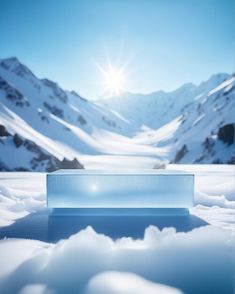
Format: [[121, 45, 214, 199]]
[[47, 170, 194, 209]]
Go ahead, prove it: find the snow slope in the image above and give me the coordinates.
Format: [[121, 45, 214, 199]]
[[99, 73, 230, 130], [133, 76, 235, 164], [0, 57, 234, 171], [0, 57, 162, 170]]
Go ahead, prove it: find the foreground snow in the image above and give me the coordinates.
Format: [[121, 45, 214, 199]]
[[0, 225, 234, 294], [0, 165, 234, 294]]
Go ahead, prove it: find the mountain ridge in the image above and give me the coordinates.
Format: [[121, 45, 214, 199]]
[[0, 57, 234, 170]]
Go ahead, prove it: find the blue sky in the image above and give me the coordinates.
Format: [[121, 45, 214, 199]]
[[0, 0, 234, 99]]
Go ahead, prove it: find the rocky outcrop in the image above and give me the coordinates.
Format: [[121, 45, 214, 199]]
[[218, 124, 235, 145], [71, 91, 87, 102], [31, 155, 84, 172], [1, 130, 84, 171], [42, 79, 68, 103], [203, 137, 215, 154], [0, 57, 37, 80], [0, 77, 30, 107], [31, 156, 84, 172], [59, 158, 84, 169], [174, 144, 188, 163], [0, 125, 10, 137], [102, 116, 116, 127], [13, 133, 24, 147], [78, 115, 87, 125], [43, 102, 64, 118]]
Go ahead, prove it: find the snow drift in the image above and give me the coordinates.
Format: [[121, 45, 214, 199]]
[[0, 225, 234, 294]]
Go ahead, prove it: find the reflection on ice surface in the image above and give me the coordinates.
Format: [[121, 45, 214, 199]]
[[0, 208, 208, 243]]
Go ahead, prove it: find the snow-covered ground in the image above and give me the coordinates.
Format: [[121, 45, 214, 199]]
[[0, 57, 234, 171], [0, 165, 234, 294]]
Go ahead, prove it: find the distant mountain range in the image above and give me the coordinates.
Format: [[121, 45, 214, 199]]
[[0, 57, 234, 171]]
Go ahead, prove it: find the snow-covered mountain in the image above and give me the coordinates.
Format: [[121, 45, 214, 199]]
[[132, 76, 235, 164], [99, 73, 231, 130], [0, 57, 234, 171], [99, 74, 235, 164]]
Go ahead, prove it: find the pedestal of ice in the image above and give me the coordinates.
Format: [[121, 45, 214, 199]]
[[47, 170, 194, 211]]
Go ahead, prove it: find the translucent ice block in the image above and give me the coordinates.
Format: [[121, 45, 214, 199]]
[[47, 170, 194, 209]]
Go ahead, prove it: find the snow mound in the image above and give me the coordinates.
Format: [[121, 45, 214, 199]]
[[87, 271, 183, 294], [0, 225, 234, 294]]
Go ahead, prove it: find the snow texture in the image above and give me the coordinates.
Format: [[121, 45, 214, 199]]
[[0, 57, 235, 293], [0, 57, 234, 171], [0, 165, 234, 294]]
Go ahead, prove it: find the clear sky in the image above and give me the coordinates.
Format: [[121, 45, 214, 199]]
[[0, 0, 234, 99]]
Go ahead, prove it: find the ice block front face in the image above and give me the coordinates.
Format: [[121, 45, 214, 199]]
[[47, 170, 194, 208]]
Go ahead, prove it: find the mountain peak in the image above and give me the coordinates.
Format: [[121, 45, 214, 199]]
[[0, 57, 36, 80], [1, 57, 21, 69], [4, 56, 19, 63], [199, 73, 230, 87], [171, 82, 196, 94]]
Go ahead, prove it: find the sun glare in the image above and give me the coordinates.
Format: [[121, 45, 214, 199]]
[[96, 62, 127, 97], [103, 67, 125, 96]]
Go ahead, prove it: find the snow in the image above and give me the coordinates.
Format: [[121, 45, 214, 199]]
[[0, 165, 234, 228], [0, 225, 234, 294], [0, 165, 234, 293], [208, 76, 235, 96], [0, 57, 234, 171], [99, 73, 230, 131], [87, 271, 183, 294], [0, 58, 235, 293], [0, 173, 45, 226], [0, 239, 47, 278]]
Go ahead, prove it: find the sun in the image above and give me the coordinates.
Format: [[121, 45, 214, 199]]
[[102, 66, 125, 96], [96, 62, 127, 97]]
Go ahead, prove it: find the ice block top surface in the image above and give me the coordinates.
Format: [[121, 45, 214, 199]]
[[49, 169, 194, 176]]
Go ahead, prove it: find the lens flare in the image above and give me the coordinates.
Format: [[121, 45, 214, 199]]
[[96, 61, 127, 97]]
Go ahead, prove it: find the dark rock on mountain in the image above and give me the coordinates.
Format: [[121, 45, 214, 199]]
[[102, 116, 116, 127], [194, 155, 205, 163], [38, 157, 84, 172], [0, 77, 30, 107], [59, 158, 84, 169], [71, 91, 87, 102], [42, 79, 68, 103], [1, 130, 85, 171], [203, 137, 215, 154], [218, 124, 235, 145], [24, 139, 41, 153], [0, 57, 36, 80], [174, 144, 188, 163], [43, 102, 64, 118], [78, 115, 87, 125], [14, 167, 31, 171], [13, 133, 24, 148], [38, 109, 50, 123], [153, 162, 166, 169], [227, 155, 235, 164], [30, 147, 84, 172], [0, 125, 10, 137], [212, 158, 222, 164], [31, 154, 58, 172]]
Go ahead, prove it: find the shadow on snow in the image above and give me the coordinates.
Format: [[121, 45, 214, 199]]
[[0, 208, 208, 243]]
